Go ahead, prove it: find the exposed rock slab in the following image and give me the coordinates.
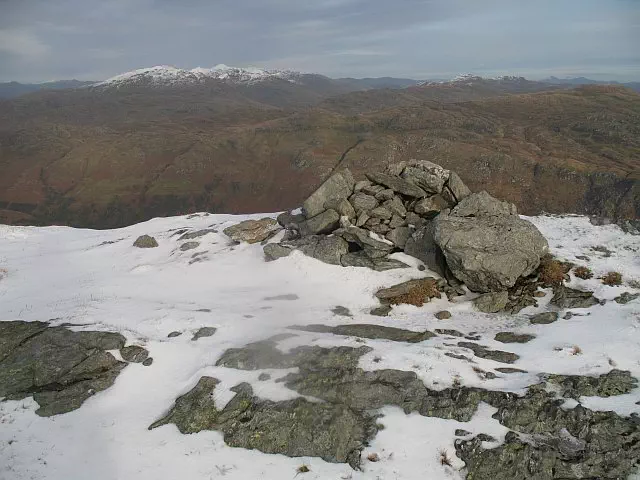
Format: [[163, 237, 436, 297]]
[[545, 369, 638, 399], [0, 321, 126, 416], [289, 324, 436, 343], [365, 172, 427, 198], [133, 235, 158, 248], [494, 332, 536, 344], [340, 251, 409, 271], [264, 235, 349, 265], [334, 226, 394, 259], [530, 312, 559, 324], [451, 191, 517, 217], [474, 291, 509, 313], [550, 286, 599, 309], [457, 342, 520, 364]]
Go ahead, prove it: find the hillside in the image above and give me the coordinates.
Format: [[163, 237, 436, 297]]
[[0, 76, 638, 228]]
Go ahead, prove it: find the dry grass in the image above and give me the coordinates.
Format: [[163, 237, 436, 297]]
[[601, 271, 622, 286], [439, 449, 453, 467], [538, 255, 569, 286], [573, 266, 593, 280], [571, 345, 583, 355], [296, 464, 310, 474], [386, 279, 441, 307]]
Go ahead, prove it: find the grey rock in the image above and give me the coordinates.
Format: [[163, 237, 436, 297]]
[[0, 321, 126, 417], [360, 184, 385, 196], [530, 312, 559, 324], [550, 286, 599, 309], [413, 194, 451, 217], [436, 328, 464, 337], [370, 305, 392, 316], [192, 327, 217, 341], [403, 223, 446, 276], [133, 235, 158, 248], [386, 226, 412, 248], [383, 196, 407, 217], [340, 252, 409, 271], [433, 214, 549, 292], [385, 161, 407, 176], [474, 291, 509, 313], [374, 188, 395, 201], [149, 378, 376, 469], [614, 292, 640, 304], [457, 342, 520, 364], [258, 373, 271, 381], [388, 214, 406, 228], [180, 241, 200, 251], [277, 211, 306, 229], [440, 186, 458, 206], [120, 345, 149, 363], [494, 332, 536, 344], [302, 169, 355, 218], [445, 171, 471, 202], [404, 211, 424, 228], [335, 226, 394, 259], [365, 172, 427, 198], [545, 369, 638, 399], [455, 429, 472, 437], [290, 324, 436, 343], [401, 166, 447, 194], [355, 211, 370, 227], [331, 306, 352, 317], [142, 357, 153, 366], [224, 218, 281, 244], [369, 206, 393, 220], [451, 191, 517, 217], [354, 180, 372, 192], [435, 311, 452, 320], [324, 198, 356, 220], [368, 223, 391, 235], [495, 367, 528, 374], [264, 235, 349, 265], [364, 217, 381, 227], [348, 192, 378, 213], [167, 331, 183, 338], [304, 209, 340, 235]]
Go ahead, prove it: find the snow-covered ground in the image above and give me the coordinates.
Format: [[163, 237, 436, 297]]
[[0, 213, 638, 480]]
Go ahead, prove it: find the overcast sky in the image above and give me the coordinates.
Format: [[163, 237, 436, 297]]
[[0, 0, 638, 82]]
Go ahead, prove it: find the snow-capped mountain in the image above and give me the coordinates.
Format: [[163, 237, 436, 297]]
[[94, 64, 305, 88], [418, 74, 531, 87]]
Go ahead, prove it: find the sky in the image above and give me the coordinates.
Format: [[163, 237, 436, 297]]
[[0, 0, 638, 83]]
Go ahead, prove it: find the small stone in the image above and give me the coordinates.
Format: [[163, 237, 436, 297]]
[[534, 291, 546, 298], [133, 235, 158, 248], [388, 214, 406, 228], [360, 184, 385, 196], [142, 357, 153, 366], [180, 241, 200, 251], [385, 226, 411, 248], [332, 306, 352, 317], [192, 327, 217, 341], [455, 429, 472, 436], [356, 211, 370, 227], [418, 265, 426, 271], [277, 211, 306, 228], [405, 212, 423, 228], [375, 189, 395, 201], [530, 312, 559, 324], [324, 198, 356, 220], [414, 194, 451, 217], [354, 180, 372, 192], [476, 433, 497, 442], [495, 367, 528, 374], [120, 345, 149, 363], [484, 372, 497, 380], [224, 218, 281, 244], [369, 206, 393, 220], [473, 291, 509, 313], [258, 373, 271, 381], [445, 171, 471, 202], [370, 305, 392, 316], [167, 331, 183, 338], [494, 332, 536, 344], [563, 312, 574, 320], [383, 196, 407, 217], [304, 209, 341, 235], [365, 172, 427, 198], [435, 311, 452, 320]]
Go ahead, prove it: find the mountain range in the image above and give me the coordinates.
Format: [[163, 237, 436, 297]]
[[0, 66, 638, 227]]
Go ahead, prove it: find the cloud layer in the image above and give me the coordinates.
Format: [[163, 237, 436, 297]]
[[1, 0, 638, 82]]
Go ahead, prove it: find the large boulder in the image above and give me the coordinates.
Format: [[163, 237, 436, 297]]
[[302, 169, 355, 218], [224, 218, 281, 244], [444, 171, 471, 203], [433, 214, 549, 292], [400, 163, 449, 194], [303, 209, 341, 235]]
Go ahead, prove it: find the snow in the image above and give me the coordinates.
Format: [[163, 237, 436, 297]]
[[0, 212, 639, 479], [94, 64, 303, 88]]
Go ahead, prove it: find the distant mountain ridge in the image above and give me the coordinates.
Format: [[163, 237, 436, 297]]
[[0, 79, 95, 99]]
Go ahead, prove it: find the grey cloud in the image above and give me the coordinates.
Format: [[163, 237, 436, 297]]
[[0, 0, 637, 82]]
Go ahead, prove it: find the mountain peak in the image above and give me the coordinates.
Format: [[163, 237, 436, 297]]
[[95, 65, 304, 88]]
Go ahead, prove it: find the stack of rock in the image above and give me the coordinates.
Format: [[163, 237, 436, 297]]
[[263, 160, 549, 293]]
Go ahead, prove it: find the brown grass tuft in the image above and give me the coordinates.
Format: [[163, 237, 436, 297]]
[[296, 464, 310, 474], [538, 255, 568, 287], [571, 345, 582, 355], [386, 279, 441, 307], [573, 266, 593, 280], [601, 271, 622, 286], [439, 449, 453, 467]]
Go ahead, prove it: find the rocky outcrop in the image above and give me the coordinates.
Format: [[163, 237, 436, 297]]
[[133, 235, 158, 248], [0, 321, 128, 416], [257, 161, 548, 294]]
